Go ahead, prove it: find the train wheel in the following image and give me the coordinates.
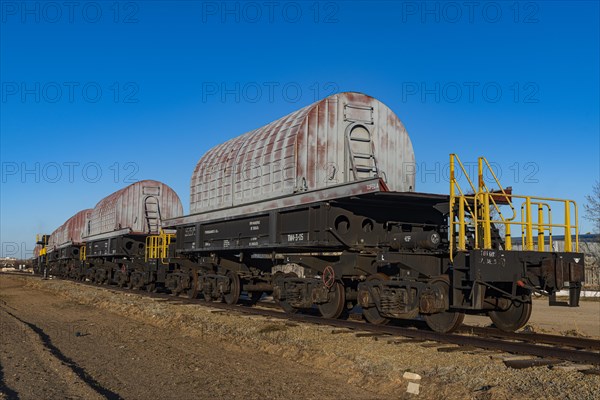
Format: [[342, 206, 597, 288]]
[[275, 273, 299, 314], [424, 311, 465, 333], [223, 271, 240, 305], [423, 278, 465, 333], [361, 273, 390, 325], [318, 281, 346, 319], [187, 273, 199, 299], [146, 283, 156, 293], [489, 297, 532, 332]]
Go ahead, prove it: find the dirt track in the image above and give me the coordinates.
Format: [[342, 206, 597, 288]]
[[0, 275, 385, 400], [1, 274, 599, 400]]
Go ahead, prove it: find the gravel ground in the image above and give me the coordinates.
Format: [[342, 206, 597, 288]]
[[1, 274, 599, 400], [465, 298, 600, 338]]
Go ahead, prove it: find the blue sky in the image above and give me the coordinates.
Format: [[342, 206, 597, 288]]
[[1, 0, 599, 257]]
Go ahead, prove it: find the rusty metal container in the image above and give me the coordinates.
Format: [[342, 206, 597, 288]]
[[47, 209, 93, 250], [190, 92, 415, 215], [84, 180, 183, 239], [47, 227, 61, 250], [33, 244, 41, 258]]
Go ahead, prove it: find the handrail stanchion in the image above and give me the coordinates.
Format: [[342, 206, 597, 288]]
[[525, 197, 533, 251], [449, 154, 455, 260], [537, 203, 544, 251], [564, 200, 572, 252], [458, 198, 465, 250]]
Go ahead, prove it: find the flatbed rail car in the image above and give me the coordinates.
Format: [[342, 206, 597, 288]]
[[34, 180, 184, 287], [43, 209, 92, 278], [33, 92, 585, 334], [158, 157, 584, 333], [80, 180, 183, 288]]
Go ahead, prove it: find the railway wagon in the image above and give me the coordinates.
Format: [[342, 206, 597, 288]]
[[43, 209, 92, 278], [31, 92, 585, 333], [81, 180, 184, 288], [32, 243, 43, 275], [157, 92, 585, 333]]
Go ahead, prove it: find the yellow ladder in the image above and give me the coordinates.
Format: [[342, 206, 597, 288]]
[[145, 230, 175, 263], [449, 154, 579, 260]]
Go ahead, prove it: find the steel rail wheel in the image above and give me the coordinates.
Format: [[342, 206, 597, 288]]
[[223, 271, 240, 305], [186, 272, 199, 299], [360, 273, 390, 325], [423, 278, 465, 333], [318, 281, 346, 319], [489, 296, 532, 332], [276, 272, 299, 314]]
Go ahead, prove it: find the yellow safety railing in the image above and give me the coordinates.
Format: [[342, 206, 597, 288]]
[[80, 245, 86, 261], [36, 234, 48, 246], [39, 246, 48, 266], [145, 230, 175, 263], [449, 154, 579, 260]]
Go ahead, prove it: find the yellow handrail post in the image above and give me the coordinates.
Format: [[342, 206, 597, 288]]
[[458, 198, 465, 250], [547, 206, 553, 251], [449, 154, 456, 260], [573, 201, 579, 252], [537, 204, 544, 251], [525, 197, 533, 250], [505, 221, 512, 250], [477, 157, 487, 248], [473, 195, 479, 249], [477, 157, 484, 192], [564, 200, 572, 252], [520, 205, 526, 248], [483, 193, 492, 249], [160, 233, 173, 264]]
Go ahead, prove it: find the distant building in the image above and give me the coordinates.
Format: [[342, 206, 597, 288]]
[[0, 257, 17, 267]]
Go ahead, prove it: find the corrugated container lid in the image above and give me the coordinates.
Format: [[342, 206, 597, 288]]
[[190, 91, 415, 214], [84, 180, 183, 237]]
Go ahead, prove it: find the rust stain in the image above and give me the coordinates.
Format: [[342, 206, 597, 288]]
[[190, 92, 415, 215], [85, 180, 183, 238]]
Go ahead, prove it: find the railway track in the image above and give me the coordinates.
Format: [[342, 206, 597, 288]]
[[6, 272, 600, 369], [203, 303, 600, 367], [457, 325, 600, 351]]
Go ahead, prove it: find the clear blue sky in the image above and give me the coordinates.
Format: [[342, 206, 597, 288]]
[[1, 1, 599, 257]]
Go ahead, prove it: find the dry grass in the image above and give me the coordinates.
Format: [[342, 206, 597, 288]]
[[19, 276, 600, 400]]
